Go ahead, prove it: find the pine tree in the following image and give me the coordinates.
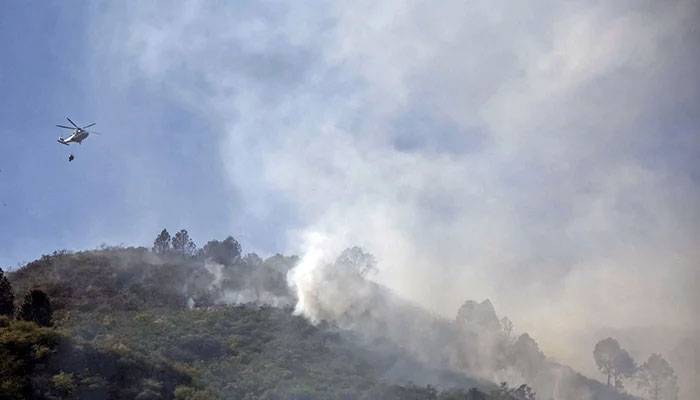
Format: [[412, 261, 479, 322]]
[[0, 267, 15, 316], [153, 229, 171, 255], [172, 229, 197, 257], [638, 354, 679, 400], [17, 289, 52, 327], [202, 236, 242, 265], [594, 337, 636, 389]]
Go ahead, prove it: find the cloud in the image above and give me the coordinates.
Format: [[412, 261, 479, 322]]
[[88, 0, 700, 388]]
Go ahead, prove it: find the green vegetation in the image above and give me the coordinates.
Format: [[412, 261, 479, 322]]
[[17, 290, 53, 327], [1, 242, 529, 399], [0, 268, 14, 317], [0, 317, 194, 399]]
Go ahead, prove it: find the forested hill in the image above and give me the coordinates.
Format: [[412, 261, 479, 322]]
[[0, 242, 639, 400], [0, 246, 503, 399]]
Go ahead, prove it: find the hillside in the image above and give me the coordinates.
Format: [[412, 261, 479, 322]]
[[1, 245, 639, 399], [1, 247, 497, 399]]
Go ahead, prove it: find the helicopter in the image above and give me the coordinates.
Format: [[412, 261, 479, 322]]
[[56, 117, 103, 145]]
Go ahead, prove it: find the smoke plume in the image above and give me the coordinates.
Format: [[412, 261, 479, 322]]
[[84, 0, 700, 398]]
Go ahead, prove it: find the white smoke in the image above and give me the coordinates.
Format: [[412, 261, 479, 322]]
[[89, 1, 700, 398], [189, 260, 293, 307], [203, 261, 225, 291], [287, 232, 375, 324], [286, 241, 636, 400]]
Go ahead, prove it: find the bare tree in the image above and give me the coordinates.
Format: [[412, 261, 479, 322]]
[[335, 246, 377, 278]]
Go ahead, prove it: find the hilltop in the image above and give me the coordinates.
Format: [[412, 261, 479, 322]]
[[1, 244, 640, 399], [1, 247, 489, 399]]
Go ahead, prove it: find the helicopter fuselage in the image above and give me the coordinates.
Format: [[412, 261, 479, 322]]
[[58, 129, 89, 145]]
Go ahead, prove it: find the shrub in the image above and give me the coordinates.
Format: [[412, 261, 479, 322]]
[[52, 371, 75, 394], [17, 290, 53, 327], [174, 385, 217, 400]]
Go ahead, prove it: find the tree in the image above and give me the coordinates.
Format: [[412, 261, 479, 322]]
[[172, 229, 197, 257], [153, 229, 171, 255], [243, 252, 263, 266], [490, 382, 536, 400], [501, 316, 514, 339], [510, 384, 536, 400], [335, 246, 377, 278], [613, 348, 636, 391], [0, 267, 15, 316], [466, 388, 486, 400], [637, 354, 679, 400], [52, 372, 75, 396], [437, 388, 487, 400], [512, 333, 545, 374], [594, 337, 636, 388], [17, 289, 53, 326], [201, 236, 242, 265]]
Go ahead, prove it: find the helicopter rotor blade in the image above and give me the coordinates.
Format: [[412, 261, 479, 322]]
[[56, 125, 76, 129], [82, 123, 96, 129], [66, 117, 79, 128]]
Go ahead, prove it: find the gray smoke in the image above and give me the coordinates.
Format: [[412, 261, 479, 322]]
[[286, 244, 639, 399], [86, 1, 700, 398]]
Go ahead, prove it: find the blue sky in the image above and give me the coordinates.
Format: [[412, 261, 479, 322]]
[[1, 2, 293, 268], [1, 0, 698, 376]]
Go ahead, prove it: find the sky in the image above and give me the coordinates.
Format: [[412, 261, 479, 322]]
[[1, 0, 699, 378]]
